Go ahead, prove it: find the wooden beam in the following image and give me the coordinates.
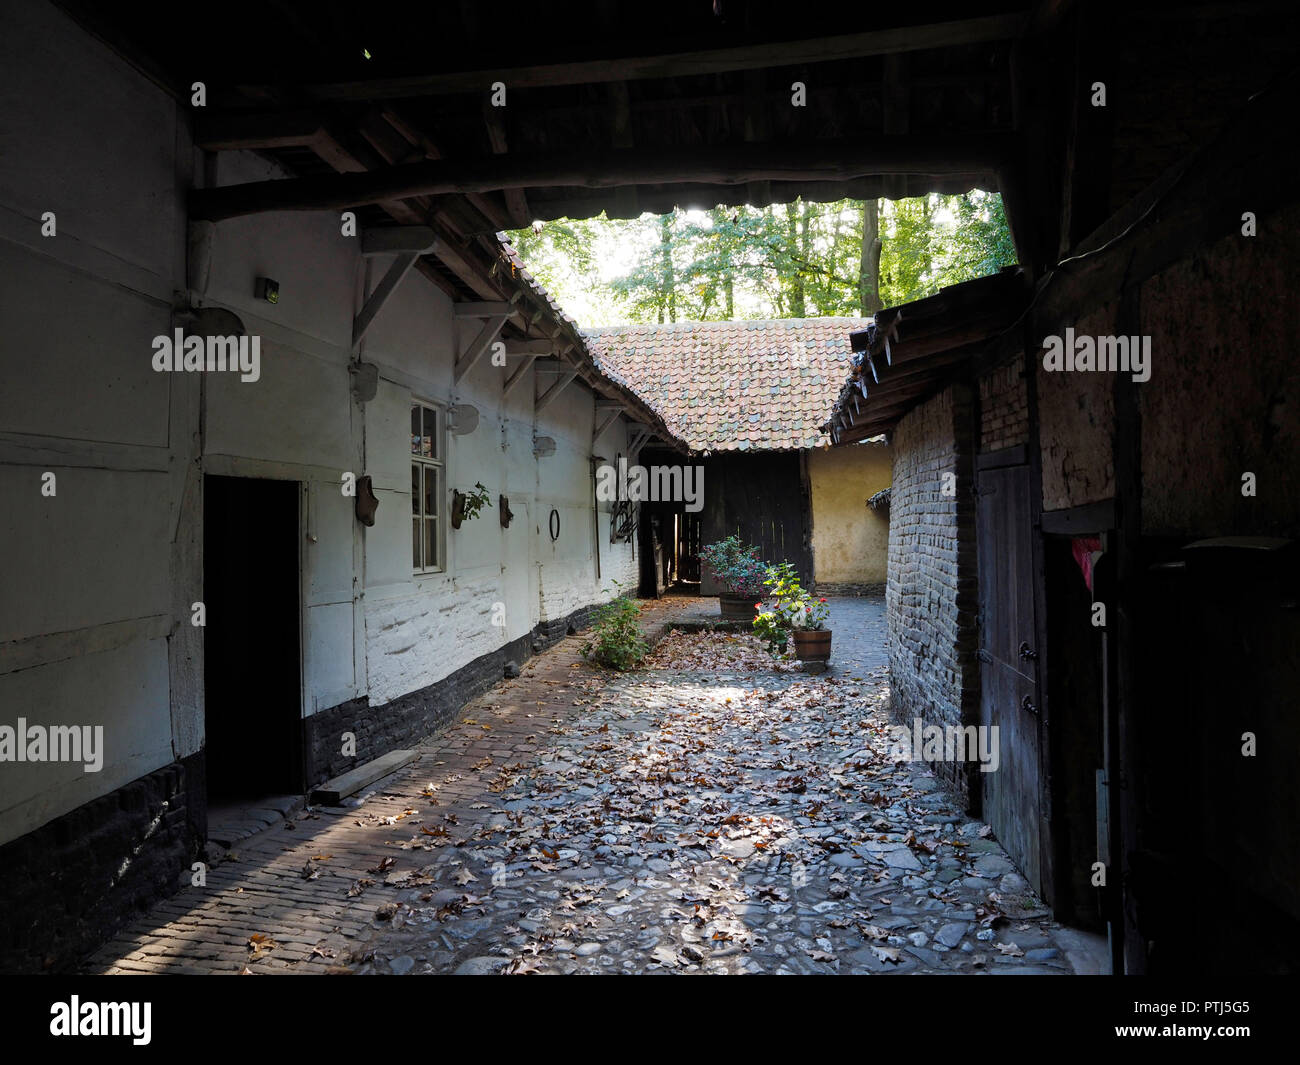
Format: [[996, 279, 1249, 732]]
[[483, 107, 531, 228], [194, 110, 326, 150], [279, 15, 1029, 101], [455, 300, 517, 317], [882, 53, 910, 200], [505, 340, 553, 356], [593, 409, 621, 442], [188, 134, 1017, 221], [536, 370, 579, 412], [352, 252, 420, 351], [503, 353, 539, 397], [361, 225, 439, 256], [454, 313, 510, 384]]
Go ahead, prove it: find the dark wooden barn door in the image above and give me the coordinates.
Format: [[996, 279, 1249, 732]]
[[976, 463, 1044, 893], [700, 453, 812, 593]]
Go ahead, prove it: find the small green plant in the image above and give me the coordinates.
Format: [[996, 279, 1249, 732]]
[[698, 534, 767, 596], [581, 583, 648, 671], [752, 562, 827, 655], [461, 481, 492, 521]]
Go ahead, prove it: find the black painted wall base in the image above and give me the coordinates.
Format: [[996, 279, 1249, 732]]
[[305, 601, 600, 789], [0, 752, 204, 974]]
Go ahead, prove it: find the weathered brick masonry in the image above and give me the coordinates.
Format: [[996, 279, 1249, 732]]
[[885, 384, 980, 805], [978, 353, 1029, 453], [0, 754, 204, 974]]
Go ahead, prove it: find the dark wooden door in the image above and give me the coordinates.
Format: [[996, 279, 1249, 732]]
[[700, 453, 812, 593], [977, 463, 1043, 893]]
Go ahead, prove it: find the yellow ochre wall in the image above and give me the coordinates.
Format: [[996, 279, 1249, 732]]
[[808, 440, 892, 589]]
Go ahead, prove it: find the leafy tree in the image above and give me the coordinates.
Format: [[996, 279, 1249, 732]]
[[506, 190, 1016, 325]]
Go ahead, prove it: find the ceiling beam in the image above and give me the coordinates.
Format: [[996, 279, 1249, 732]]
[[189, 134, 1016, 221], [274, 15, 1029, 102], [454, 300, 517, 317], [361, 225, 439, 256], [483, 107, 531, 228]]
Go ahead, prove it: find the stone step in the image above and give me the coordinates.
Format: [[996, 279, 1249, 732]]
[[309, 749, 418, 805]]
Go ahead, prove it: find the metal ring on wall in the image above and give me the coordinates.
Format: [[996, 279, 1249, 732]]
[[549, 507, 560, 541]]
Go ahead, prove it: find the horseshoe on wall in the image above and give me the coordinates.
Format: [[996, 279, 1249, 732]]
[[549, 507, 560, 542]]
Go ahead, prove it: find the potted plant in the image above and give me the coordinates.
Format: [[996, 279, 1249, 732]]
[[451, 481, 492, 529], [789, 593, 832, 668], [753, 561, 832, 668], [698, 534, 767, 620]]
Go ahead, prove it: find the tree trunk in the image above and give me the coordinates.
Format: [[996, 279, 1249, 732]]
[[786, 201, 806, 318], [659, 214, 677, 323], [859, 198, 883, 314]]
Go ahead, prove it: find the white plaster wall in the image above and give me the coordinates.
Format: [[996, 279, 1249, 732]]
[[0, 0, 643, 848], [0, 0, 187, 846]]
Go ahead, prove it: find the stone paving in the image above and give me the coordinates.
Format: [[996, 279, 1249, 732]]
[[85, 596, 1105, 975]]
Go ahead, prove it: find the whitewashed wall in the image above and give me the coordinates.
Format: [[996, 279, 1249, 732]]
[[0, 0, 640, 847], [0, 0, 188, 846]]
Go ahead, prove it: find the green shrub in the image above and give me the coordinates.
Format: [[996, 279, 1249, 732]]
[[581, 585, 649, 670], [698, 534, 768, 597], [752, 561, 825, 656]]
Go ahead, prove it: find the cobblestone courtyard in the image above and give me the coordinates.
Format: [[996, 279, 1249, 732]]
[[87, 597, 1104, 975]]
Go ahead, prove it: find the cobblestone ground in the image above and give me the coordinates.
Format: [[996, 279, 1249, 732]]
[[86, 596, 1102, 975]]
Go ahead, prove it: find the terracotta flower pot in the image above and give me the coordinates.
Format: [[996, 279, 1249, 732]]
[[792, 628, 832, 663], [719, 594, 759, 621]]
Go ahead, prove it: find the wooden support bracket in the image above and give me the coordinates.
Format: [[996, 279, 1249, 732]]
[[535, 369, 579, 412]]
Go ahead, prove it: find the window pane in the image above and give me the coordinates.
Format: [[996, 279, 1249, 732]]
[[411, 406, 423, 456], [411, 464, 421, 515], [424, 465, 436, 517], [412, 517, 421, 569], [424, 518, 437, 569], [425, 407, 438, 460]]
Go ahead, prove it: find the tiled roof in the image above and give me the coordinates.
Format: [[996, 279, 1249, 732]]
[[583, 318, 869, 451]]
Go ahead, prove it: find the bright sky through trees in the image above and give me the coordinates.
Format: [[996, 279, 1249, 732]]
[[507, 192, 1016, 328]]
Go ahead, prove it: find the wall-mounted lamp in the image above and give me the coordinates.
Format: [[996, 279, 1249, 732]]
[[254, 277, 280, 304]]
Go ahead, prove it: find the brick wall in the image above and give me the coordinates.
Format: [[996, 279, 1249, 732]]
[[978, 353, 1029, 452], [0, 755, 203, 973], [886, 384, 981, 805]]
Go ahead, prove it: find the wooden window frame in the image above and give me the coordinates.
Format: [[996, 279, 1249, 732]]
[[411, 399, 446, 574]]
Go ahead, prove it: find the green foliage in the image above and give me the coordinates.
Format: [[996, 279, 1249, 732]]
[[698, 535, 767, 596], [461, 481, 492, 522], [505, 191, 1016, 326], [581, 585, 649, 671], [752, 562, 829, 657]]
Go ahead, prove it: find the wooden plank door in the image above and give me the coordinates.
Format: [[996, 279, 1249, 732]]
[[976, 463, 1043, 893]]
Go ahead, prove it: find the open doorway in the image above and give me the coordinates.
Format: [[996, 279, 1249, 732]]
[[203, 475, 303, 800]]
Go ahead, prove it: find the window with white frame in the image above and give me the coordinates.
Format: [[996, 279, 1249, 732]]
[[411, 400, 444, 572]]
